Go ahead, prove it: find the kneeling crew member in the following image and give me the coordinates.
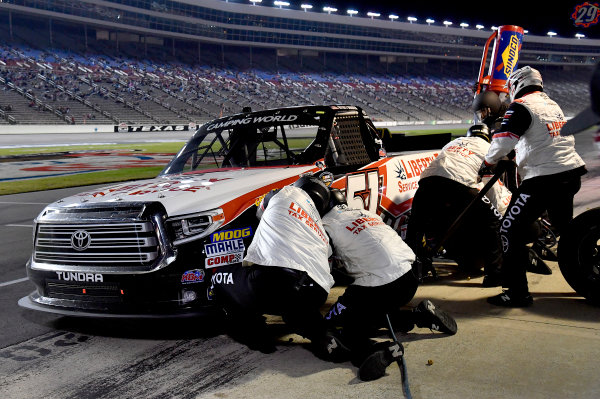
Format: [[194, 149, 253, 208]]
[[211, 176, 348, 360], [323, 189, 457, 381]]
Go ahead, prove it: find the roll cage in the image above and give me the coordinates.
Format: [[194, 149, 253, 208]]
[[160, 105, 382, 176]]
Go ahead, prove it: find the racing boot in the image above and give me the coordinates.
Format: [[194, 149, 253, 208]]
[[311, 330, 351, 363], [527, 248, 553, 275], [487, 289, 533, 307], [482, 272, 503, 287], [358, 341, 404, 381], [224, 311, 277, 354], [413, 299, 458, 335]]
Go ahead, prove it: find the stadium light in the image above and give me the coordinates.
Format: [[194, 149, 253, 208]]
[[476, 24, 484, 30], [301, 4, 313, 11], [460, 22, 469, 29], [576, 33, 586, 39], [274, 1, 289, 8], [323, 6, 337, 14], [249, 0, 262, 4], [426, 18, 435, 25], [547, 31, 557, 37], [367, 12, 381, 19], [347, 9, 358, 17], [407, 16, 417, 23], [443, 20, 453, 27], [491, 26, 499, 31], [389, 14, 399, 21]]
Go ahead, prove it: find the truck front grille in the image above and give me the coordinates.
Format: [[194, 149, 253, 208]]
[[34, 222, 159, 267], [45, 279, 123, 302]]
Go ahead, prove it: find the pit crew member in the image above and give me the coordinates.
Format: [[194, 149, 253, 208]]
[[479, 66, 587, 307], [322, 189, 457, 381], [406, 124, 505, 287], [209, 176, 349, 360]]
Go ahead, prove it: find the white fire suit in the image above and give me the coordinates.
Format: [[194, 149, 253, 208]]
[[484, 91, 585, 179], [322, 206, 414, 287], [322, 204, 419, 358], [212, 185, 335, 355], [407, 135, 504, 279], [420, 136, 491, 188], [244, 185, 334, 292], [483, 90, 586, 298]]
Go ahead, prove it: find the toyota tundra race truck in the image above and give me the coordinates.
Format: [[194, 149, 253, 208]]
[[18, 105, 443, 318]]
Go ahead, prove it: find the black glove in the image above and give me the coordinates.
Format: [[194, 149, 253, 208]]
[[478, 160, 496, 178], [478, 158, 514, 178]]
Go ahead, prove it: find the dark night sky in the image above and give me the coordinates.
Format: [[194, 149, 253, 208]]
[[268, 1, 600, 39]]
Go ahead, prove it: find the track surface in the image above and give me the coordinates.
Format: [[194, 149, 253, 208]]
[[1, 130, 600, 398]]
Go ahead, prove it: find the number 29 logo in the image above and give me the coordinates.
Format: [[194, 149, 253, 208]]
[[572, 2, 600, 28]]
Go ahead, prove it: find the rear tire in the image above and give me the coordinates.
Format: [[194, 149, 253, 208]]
[[557, 208, 600, 305]]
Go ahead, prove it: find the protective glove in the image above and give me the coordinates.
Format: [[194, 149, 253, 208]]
[[478, 158, 514, 178], [478, 160, 496, 178]]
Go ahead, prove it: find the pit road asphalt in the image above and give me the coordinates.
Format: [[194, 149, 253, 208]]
[[0, 130, 599, 399]]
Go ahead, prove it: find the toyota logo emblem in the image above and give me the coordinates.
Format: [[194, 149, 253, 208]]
[[71, 230, 91, 251]]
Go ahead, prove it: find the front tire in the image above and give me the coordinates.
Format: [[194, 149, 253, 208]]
[[557, 208, 600, 305]]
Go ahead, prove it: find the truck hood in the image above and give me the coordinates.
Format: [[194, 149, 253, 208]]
[[52, 166, 318, 218]]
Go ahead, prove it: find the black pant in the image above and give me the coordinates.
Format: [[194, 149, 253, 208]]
[[500, 167, 584, 294], [406, 176, 503, 274], [210, 264, 329, 340], [324, 270, 419, 353]]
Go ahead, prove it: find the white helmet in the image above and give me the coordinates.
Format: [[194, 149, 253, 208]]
[[506, 66, 543, 102]]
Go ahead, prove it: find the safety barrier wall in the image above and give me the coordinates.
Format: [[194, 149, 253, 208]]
[[0, 120, 473, 135]]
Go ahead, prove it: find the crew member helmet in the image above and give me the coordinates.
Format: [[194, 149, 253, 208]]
[[506, 66, 543, 102], [471, 91, 501, 115], [328, 188, 348, 211], [292, 175, 331, 216], [466, 124, 491, 143], [256, 189, 279, 220]]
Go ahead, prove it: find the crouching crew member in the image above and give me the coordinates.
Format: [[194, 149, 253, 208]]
[[210, 176, 349, 361], [479, 66, 586, 307], [406, 124, 505, 287], [322, 189, 457, 381]]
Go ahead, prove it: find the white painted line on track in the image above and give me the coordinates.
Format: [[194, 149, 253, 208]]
[[0, 201, 48, 205], [5, 224, 33, 228], [0, 277, 29, 287]]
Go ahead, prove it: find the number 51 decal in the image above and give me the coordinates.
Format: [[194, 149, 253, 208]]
[[345, 169, 379, 212]]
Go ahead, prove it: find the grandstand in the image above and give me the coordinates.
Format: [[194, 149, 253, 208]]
[[0, 0, 597, 126]]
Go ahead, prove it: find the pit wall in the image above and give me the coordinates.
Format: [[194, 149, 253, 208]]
[[0, 120, 472, 135]]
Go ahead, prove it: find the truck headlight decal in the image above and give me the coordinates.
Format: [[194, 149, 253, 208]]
[[167, 208, 225, 245]]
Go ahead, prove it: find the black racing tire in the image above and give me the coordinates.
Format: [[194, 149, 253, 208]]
[[557, 208, 600, 305]]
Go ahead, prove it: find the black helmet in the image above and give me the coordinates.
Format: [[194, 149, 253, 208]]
[[327, 188, 347, 212], [256, 189, 279, 220], [471, 91, 501, 114], [466, 124, 491, 143], [292, 175, 331, 216]]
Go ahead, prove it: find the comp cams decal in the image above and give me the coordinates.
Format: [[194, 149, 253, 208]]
[[204, 227, 252, 268]]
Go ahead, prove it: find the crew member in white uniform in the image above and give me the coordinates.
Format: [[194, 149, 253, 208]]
[[322, 189, 457, 381], [210, 176, 347, 361], [406, 124, 505, 287], [479, 66, 586, 307]]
